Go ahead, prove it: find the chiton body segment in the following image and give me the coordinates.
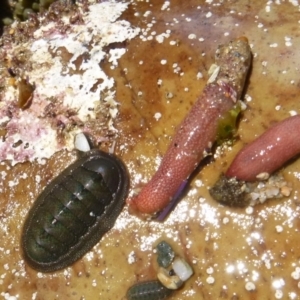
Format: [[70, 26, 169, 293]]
[[22, 149, 129, 272], [126, 280, 172, 300]]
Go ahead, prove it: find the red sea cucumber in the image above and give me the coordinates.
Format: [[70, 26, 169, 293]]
[[226, 115, 300, 181], [128, 37, 252, 216]]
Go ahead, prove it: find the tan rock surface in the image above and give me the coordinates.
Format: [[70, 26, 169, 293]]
[[1, 1, 300, 299]]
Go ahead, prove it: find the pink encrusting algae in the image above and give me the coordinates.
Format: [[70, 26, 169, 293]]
[[226, 115, 300, 181], [127, 37, 252, 216]]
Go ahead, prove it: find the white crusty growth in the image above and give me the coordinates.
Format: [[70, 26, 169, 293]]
[[0, 0, 140, 165]]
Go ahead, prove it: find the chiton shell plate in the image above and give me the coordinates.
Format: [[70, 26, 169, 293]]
[[22, 149, 129, 272]]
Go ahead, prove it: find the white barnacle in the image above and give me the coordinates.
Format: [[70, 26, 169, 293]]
[[74, 133, 91, 152]]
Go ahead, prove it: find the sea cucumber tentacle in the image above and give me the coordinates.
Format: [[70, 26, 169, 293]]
[[128, 37, 252, 216], [226, 115, 300, 181]]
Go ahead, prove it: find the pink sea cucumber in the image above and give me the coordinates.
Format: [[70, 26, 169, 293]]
[[128, 37, 252, 216], [226, 115, 300, 181]]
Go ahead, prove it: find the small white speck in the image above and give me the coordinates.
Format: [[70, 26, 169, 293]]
[[245, 206, 254, 214], [127, 251, 136, 264], [199, 197, 206, 203], [165, 92, 174, 99], [196, 72, 203, 79], [154, 112, 162, 121], [245, 281, 256, 291], [92, 279, 97, 287], [186, 17, 192, 22], [275, 290, 283, 299], [137, 91, 143, 97], [139, 60, 143, 65], [275, 105, 281, 111], [289, 292, 298, 299], [289, 110, 298, 116], [161, 1, 170, 11], [270, 43, 278, 48], [265, 259, 271, 269], [188, 33, 196, 40], [161, 59, 167, 65], [157, 79, 163, 86], [273, 278, 285, 289], [155, 35, 164, 43], [290, 0, 299, 6], [275, 225, 283, 233], [184, 87, 189, 92], [213, 243, 218, 250], [170, 40, 177, 46], [206, 276, 215, 284], [206, 11, 212, 18], [8, 181, 16, 187], [223, 217, 229, 224], [224, 32, 229, 36], [195, 179, 203, 187], [206, 267, 214, 274], [144, 10, 152, 17], [35, 175, 41, 183], [245, 94, 252, 102], [285, 36, 292, 47], [21, 172, 28, 179], [1, 170, 7, 179], [291, 267, 300, 280], [226, 265, 235, 273]]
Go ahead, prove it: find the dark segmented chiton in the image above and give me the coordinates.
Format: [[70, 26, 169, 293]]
[[126, 280, 172, 300], [22, 149, 129, 272]]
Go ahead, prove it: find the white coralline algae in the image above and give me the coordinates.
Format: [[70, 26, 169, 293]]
[[0, 0, 140, 165]]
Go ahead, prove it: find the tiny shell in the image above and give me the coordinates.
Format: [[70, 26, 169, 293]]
[[157, 267, 183, 290], [18, 78, 35, 110], [74, 132, 91, 152], [172, 257, 194, 282]]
